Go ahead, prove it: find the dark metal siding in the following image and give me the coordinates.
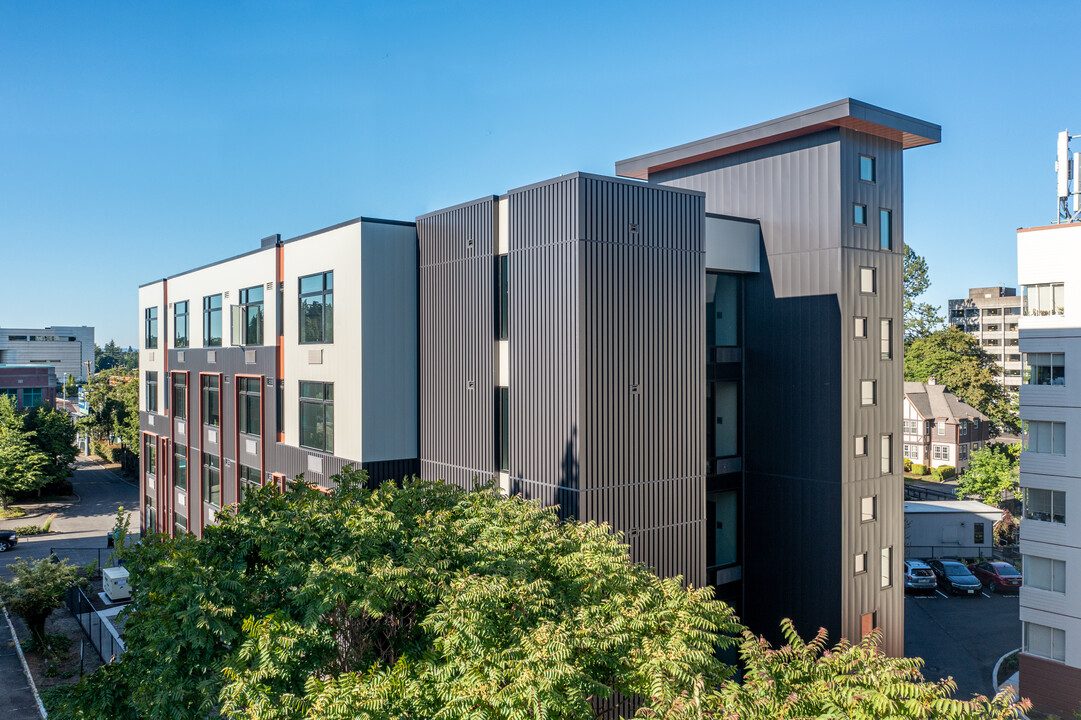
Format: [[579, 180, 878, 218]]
[[417, 196, 498, 491]]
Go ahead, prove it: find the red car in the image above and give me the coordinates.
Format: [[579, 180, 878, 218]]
[[967, 561, 1022, 593]]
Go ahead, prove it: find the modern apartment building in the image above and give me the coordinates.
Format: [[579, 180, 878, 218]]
[[902, 380, 989, 474], [1016, 222, 1081, 715], [0, 326, 95, 383], [137, 99, 939, 657], [948, 287, 1022, 390]]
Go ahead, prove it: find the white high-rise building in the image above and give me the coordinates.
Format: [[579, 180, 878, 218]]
[[1016, 221, 1081, 715]]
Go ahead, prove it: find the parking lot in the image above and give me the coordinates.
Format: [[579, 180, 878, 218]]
[[904, 583, 1020, 701]]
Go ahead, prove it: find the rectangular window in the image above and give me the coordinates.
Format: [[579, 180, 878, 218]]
[[299, 271, 333, 344], [202, 452, 220, 507], [855, 435, 867, 457], [238, 464, 261, 503], [706, 490, 738, 568], [853, 204, 867, 225], [495, 387, 509, 471], [854, 316, 867, 338], [1024, 555, 1066, 594], [860, 155, 876, 183], [238, 376, 261, 436], [881, 434, 892, 474], [1023, 420, 1066, 455], [201, 375, 220, 428], [1024, 621, 1066, 662], [973, 522, 985, 544], [22, 388, 42, 408], [172, 372, 187, 420], [937, 422, 945, 436], [860, 380, 876, 406], [960, 422, 968, 436], [145, 495, 155, 533], [174, 300, 189, 348], [1024, 352, 1066, 386], [174, 443, 187, 492], [880, 546, 893, 589], [855, 552, 867, 575], [861, 495, 876, 523], [860, 267, 876, 294], [880, 319, 892, 360], [146, 371, 158, 413], [144, 307, 158, 349], [495, 255, 509, 341], [880, 209, 892, 250], [933, 444, 949, 461], [959, 444, 968, 461], [203, 294, 222, 347], [1025, 488, 1067, 523], [706, 273, 741, 347], [1023, 282, 1065, 317], [143, 435, 157, 477], [232, 285, 264, 346], [174, 510, 187, 535], [276, 381, 283, 437], [299, 381, 334, 452]]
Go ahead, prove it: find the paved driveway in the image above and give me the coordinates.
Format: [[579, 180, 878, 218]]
[[0, 455, 138, 578], [905, 585, 1020, 701]]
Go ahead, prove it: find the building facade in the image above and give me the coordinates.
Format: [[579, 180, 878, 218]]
[[0, 365, 57, 410], [903, 500, 1003, 559], [1016, 222, 1081, 715], [137, 99, 939, 658], [948, 287, 1022, 390], [0, 326, 94, 383], [902, 380, 990, 474]]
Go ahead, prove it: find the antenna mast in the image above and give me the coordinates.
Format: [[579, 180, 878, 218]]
[[1055, 130, 1081, 222]]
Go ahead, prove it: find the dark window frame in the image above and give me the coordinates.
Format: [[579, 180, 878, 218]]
[[202, 451, 220, 507], [203, 294, 223, 347], [238, 375, 261, 436], [495, 255, 509, 341], [174, 300, 189, 348], [201, 374, 221, 428], [495, 386, 509, 471], [238, 464, 261, 504], [859, 154, 876, 183], [298, 271, 334, 344], [171, 372, 187, 420], [146, 371, 158, 413], [233, 285, 265, 346], [880, 209, 893, 251], [144, 307, 158, 349], [853, 203, 867, 226], [299, 381, 334, 452], [174, 443, 187, 492]]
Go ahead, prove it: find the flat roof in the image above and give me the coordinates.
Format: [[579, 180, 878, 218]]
[[615, 98, 941, 180], [1017, 222, 1081, 234], [904, 500, 1003, 515]]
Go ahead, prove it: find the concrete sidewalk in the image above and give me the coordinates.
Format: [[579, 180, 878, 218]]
[[0, 611, 44, 718]]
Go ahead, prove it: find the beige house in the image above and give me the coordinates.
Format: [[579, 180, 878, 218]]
[[902, 379, 990, 473]]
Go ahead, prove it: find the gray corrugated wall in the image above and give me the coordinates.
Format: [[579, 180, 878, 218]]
[[417, 197, 498, 491]]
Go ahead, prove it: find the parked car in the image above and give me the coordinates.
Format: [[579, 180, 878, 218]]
[[968, 561, 1022, 593], [927, 559, 983, 596], [0, 530, 17, 552], [903, 559, 937, 594]]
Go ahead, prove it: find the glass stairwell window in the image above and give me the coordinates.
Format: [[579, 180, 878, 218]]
[[706, 273, 740, 347]]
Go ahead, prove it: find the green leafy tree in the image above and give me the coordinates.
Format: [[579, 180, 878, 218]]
[[904, 326, 1020, 435], [0, 556, 83, 647], [23, 404, 78, 485], [46, 470, 743, 720], [0, 397, 49, 511], [904, 244, 944, 343], [63, 373, 77, 398], [78, 369, 139, 464], [955, 444, 1020, 507]]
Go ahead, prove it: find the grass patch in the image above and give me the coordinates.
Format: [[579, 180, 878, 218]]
[[0, 506, 27, 519]]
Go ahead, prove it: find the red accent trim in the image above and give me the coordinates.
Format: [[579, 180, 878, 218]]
[[276, 243, 285, 442], [234, 373, 263, 506], [196, 371, 223, 537]]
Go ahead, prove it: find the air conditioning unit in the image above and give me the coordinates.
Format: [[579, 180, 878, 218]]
[[103, 566, 131, 602]]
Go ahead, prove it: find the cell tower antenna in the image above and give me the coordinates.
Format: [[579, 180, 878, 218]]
[[1055, 129, 1081, 222]]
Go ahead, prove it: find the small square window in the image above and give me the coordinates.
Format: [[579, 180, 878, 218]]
[[861, 380, 876, 406], [860, 267, 876, 294], [854, 317, 867, 338], [855, 552, 867, 574], [860, 155, 876, 183], [854, 204, 867, 225], [855, 435, 867, 457]]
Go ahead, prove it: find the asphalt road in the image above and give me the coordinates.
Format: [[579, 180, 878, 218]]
[[0, 455, 138, 579], [905, 584, 1021, 701]]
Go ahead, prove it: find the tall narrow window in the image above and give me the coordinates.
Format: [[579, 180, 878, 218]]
[[232, 285, 264, 346], [706, 273, 741, 347], [203, 294, 222, 347], [238, 376, 261, 436], [202, 452, 220, 507], [143, 435, 157, 477], [201, 375, 220, 428], [146, 371, 158, 413], [299, 381, 334, 452], [174, 443, 187, 492], [855, 435, 867, 456], [174, 510, 187, 535], [495, 387, 509, 471], [172, 372, 187, 420], [174, 301, 189, 348], [853, 204, 867, 225], [238, 464, 261, 503], [880, 319, 893, 360], [880, 546, 893, 588], [881, 434, 892, 474], [880, 209, 892, 250], [144, 307, 158, 349], [855, 552, 867, 574], [299, 271, 333, 343], [854, 316, 867, 338], [495, 255, 509, 340], [860, 155, 876, 183], [861, 380, 876, 406], [860, 267, 876, 294]]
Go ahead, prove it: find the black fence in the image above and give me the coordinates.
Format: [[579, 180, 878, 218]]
[[904, 544, 1021, 565], [50, 547, 114, 577], [65, 585, 125, 663]]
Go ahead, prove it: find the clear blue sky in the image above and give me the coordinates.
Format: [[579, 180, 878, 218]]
[[1, 2, 1074, 347]]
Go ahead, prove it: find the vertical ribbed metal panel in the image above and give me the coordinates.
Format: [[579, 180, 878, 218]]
[[417, 197, 497, 491]]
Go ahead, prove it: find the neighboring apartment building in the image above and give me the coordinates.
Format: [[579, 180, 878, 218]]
[[0, 326, 95, 383], [902, 380, 990, 474], [0, 365, 57, 410], [1016, 221, 1081, 716], [948, 287, 1022, 390], [138, 99, 939, 658]]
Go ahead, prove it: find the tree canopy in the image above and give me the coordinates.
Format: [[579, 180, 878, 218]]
[[23, 403, 79, 486], [955, 444, 1020, 507], [904, 244, 944, 343], [78, 368, 139, 458], [0, 556, 83, 647], [95, 340, 138, 372], [0, 396, 50, 510], [46, 469, 1029, 720], [904, 327, 1020, 435]]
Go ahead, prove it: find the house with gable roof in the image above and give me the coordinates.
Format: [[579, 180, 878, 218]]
[[902, 378, 990, 473]]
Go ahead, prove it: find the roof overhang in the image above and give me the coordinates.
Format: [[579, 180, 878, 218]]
[[615, 98, 941, 180]]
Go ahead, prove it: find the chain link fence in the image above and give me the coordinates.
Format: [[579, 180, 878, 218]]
[[65, 585, 125, 663]]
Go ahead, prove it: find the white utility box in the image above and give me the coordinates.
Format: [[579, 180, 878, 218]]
[[103, 566, 131, 602]]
